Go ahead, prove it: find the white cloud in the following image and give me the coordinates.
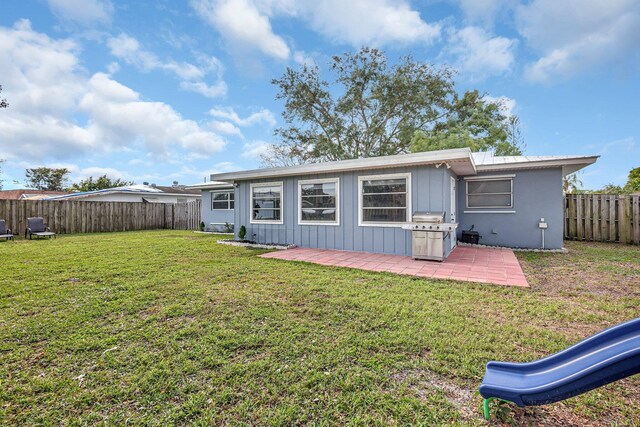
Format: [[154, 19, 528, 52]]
[[107, 33, 227, 98], [293, 50, 316, 67], [190, 0, 290, 60], [73, 166, 133, 182], [191, 0, 440, 61], [297, 0, 441, 47], [208, 120, 243, 137], [454, 0, 516, 26], [209, 107, 276, 127], [516, 0, 640, 82], [47, 0, 113, 26], [591, 137, 635, 155], [242, 140, 272, 159], [179, 81, 227, 98], [0, 21, 228, 161], [446, 26, 517, 80], [106, 61, 119, 74]]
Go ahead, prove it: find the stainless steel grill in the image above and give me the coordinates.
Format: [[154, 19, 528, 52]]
[[408, 211, 457, 261]]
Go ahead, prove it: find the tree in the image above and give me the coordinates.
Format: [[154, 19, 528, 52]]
[[590, 167, 640, 194], [0, 85, 8, 109], [264, 48, 523, 166], [25, 167, 70, 191], [596, 183, 625, 194], [563, 173, 583, 194], [623, 167, 640, 193], [410, 91, 524, 155], [68, 175, 135, 192]]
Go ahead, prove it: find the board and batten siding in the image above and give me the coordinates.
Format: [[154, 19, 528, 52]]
[[234, 166, 456, 256], [457, 168, 564, 249], [200, 189, 235, 232]]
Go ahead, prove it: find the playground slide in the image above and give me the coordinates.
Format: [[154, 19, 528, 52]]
[[479, 316, 640, 419]]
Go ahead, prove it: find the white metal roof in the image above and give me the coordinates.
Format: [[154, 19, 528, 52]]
[[473, 152, 599, 175], [186, 181, 234, 190], [208, 148, 598, 182], [46, 184, 202, 200]]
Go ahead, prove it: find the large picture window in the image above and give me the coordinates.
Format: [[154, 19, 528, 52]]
[[359, 173, 411, 225], [250, 182, 283, 224], [211, 190, 234, 210], [466, 178, 513, 208], [298, 178, 339, 225]]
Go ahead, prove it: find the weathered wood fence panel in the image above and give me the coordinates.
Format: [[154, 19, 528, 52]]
[[565, 194, 640, 245], [0, 199, 201, 235]]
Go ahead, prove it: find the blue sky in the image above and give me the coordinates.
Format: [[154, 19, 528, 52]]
[[1, 0, 638, 190]]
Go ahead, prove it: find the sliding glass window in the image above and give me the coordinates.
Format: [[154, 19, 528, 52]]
[[298, 178, 339, 225]]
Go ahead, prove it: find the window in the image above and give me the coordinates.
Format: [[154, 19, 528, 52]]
[[359, 173, 411, 225], [298, 178, 339, 225], [250, 182, 283, 224], [211, 190, 234, 210], [466, 178, 513, 208]]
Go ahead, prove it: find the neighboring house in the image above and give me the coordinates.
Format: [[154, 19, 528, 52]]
[[188, 181, 235, 232], [0, 189, 70, 200], [44, 183, 200, 203], [208, 148, 597, 257]]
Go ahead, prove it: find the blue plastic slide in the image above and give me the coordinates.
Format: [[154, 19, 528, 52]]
[[479, 317, 640, 420]]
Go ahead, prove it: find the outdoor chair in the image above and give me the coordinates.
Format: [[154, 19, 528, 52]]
[[25, 217, 56, 240], [0, 219, 14, 241]]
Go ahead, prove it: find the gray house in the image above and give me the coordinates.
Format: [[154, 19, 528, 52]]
[[189, 181, 235, 232], [206, 148, 597, 256]]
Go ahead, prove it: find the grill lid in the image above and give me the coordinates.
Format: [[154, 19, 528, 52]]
[[412, 211, 445, 223]]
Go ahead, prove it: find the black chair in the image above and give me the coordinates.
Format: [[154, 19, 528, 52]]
[[0, 219, 14, 241], [25, 217, 56, 239]]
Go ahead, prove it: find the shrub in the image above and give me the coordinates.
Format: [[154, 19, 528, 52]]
[[238, 225, 246, 240], [223, 222, 233, 233], [199, 221, 205, 232]]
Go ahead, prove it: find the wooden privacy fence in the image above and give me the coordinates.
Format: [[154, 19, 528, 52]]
[[0, 199, 201, 235], [565, 194, 640, 245]]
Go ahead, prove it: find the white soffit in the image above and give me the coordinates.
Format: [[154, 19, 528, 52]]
[[210, 148, 476, 181]]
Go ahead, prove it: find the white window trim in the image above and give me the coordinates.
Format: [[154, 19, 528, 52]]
[[358, 172, 412, 227], [465, 176, 514, 209], [297, 178, 340, 226], [250, 181, 284, 225], [210, 190, 234, 210]]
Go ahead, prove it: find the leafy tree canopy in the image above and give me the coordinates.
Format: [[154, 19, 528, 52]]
[[410, 92, 524, 155], [69, 175, 135, 192], [264, 48, 523, 166], [624, 167, 640, 193], [25, 167, 70, 191]]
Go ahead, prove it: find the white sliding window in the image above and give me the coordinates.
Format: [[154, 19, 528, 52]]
[[250, 182, 283, 224], [466, 177, 513, 208], [298, 178, 339, 225], [359, 173, 411, 226], [211, 190, 234, 210]]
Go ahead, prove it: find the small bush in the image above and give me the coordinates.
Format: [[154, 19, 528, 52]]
[[199, 221, 205, 232], [238, 225, 246, 240], [223, 222, 233, 233]]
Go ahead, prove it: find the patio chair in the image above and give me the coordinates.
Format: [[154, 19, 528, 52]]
[[0, 219, 14, 241], [25, 217, 56, 240]]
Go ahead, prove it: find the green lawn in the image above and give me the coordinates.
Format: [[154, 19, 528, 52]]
[[1, 232, 638, 425]]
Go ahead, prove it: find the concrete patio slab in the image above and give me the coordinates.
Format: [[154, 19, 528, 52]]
[[259, 245, 529, 287]]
